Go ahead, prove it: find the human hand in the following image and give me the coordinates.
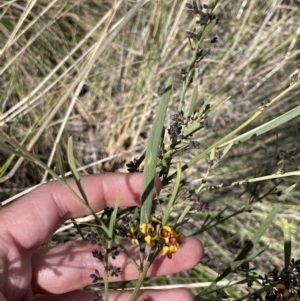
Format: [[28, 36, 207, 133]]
[[0, 173, 204, 301]]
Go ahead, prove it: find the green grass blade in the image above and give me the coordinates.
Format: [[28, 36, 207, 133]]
[[70, 218, 84, 240], [208, 96, 231, 117], [182, 121, 203, 138], [162, 162, 181, 225], [141, 77, 172, 224], [6, 120, 18, 135], [0, 153, 16, 177], [56, 143, 66, 181], [67, 136, 80, 181], [188, 85, 198, 117], [0, 134, 32, 161], [198, 19, 218, 44], [0, 132, 93, 214], [176, 204, 192, 225], [67, 136, 89, 205], [179, 19, 217, 111], [0, 120, 38, 177], [220, 141, 233, 159], [168, 83, 300, 183], [109, 192, 120, 241], [220, 104, 300, 147], [283, 219, 291, 270], [211, 184, 296, 285], [245, 245, 269, 263]]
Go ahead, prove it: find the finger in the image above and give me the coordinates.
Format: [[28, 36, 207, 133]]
[[35, 288, 195, 301], [0, 173, 161, 250], [32, 237, 204, 294]]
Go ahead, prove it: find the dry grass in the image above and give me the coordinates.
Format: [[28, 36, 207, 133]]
[[1, 0, 300, 298]]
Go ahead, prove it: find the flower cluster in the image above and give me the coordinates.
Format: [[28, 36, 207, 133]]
[[178, 179, 208, 213], [93, 292, 102, 301], [90, 269, 103, 284], [186, 1, 217, 25], [247, 259, 300, 301], [126, 158, 141, 172], [167, 111, 184, 141], [158, 225, 182, 259], [178, 140, 201, 155], [87, 230, 122, 286], [264, 282, 300, 301], [128, 216, 182, 259]]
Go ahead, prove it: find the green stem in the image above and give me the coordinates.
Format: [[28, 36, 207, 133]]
[[129, 248, 160, 301]]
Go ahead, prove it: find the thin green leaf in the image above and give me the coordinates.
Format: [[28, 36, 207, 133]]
[[220, 104, 300, 148], [56, 143, 66, 181], [67, 136, 89, 205], [198, 19, 218, 44], [141, 77, 172, 224], [210, 147, 215, 161], [71, 218, 84, 240], [211, 184, 296, 285], [182, 121, 203, 138], [208, 96, 231, 116], [109, 192, 120, 241], [193, 170, 299, 194], [6, 120, 18, 135], [162, 162, 181, 225], [0, 136, 32, 161], [220, 141, 233, 159], [176, 205, 192, 225], [114, 236, 140, 271], [132, 207, 141, 223], [67, 136, 80, 182], [179, 19, 217, 112], [188, 85, 198, 117], [0, 119, 39, 176], [168, 86, 300, 183], [244, 245, 269, 263], [0, 132, 93, 216]]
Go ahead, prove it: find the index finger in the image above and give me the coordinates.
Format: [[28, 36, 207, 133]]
[[0, 173, 161, 250]]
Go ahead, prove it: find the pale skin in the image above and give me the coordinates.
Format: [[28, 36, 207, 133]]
[[0, 173, 204, 301]]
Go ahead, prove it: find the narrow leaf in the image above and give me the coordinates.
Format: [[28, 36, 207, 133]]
[[56, 143, 66, 181], [109, 192, 120, 241], [141, 77, 172, 224], [211, 184, 296, 284], [67, 136, 89, 205], [6, 120, 18, 135], [162, 162, 181, 225], [177, 205, 192, 224], [221, 104, 300, 147], [188, 85, 198, 117]]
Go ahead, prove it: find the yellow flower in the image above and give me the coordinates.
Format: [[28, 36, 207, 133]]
[[159, 225, 182, 243], [140, 223, 154, 235], [289, 297, 300, 301], [161, 244, 180, 259], [150, 215, 162, 223], [276, 283, 289, 297], [159, 225, 172, 238], [127, 227, 139, 245], [139, 223, 158, 245], [138, 223, 182, 257], [158, 225, 182, 258]]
